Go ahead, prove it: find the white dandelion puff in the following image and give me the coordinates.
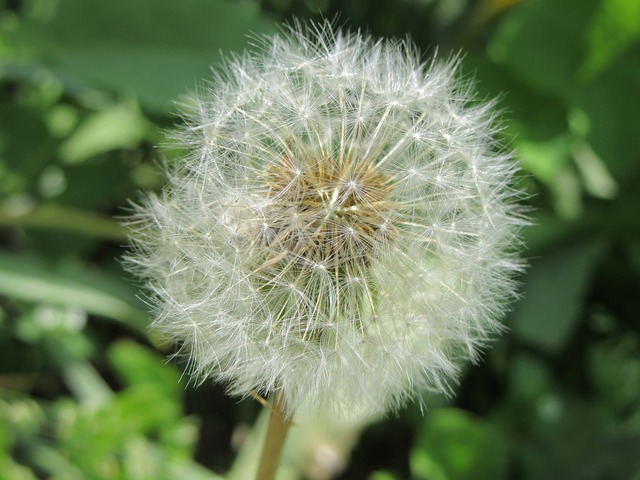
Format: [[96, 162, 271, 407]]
[[125, 21, 526, 418]]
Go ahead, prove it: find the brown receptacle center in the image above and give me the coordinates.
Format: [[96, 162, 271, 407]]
[[262, 154, 396, 276]]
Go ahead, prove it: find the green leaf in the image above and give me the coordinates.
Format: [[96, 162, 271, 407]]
[[0, 252, 148, 334], [58, 101, 158, 164], [159, 419, 201, 457], [410, 409, 509, 480], [510, 236, 607, 353], [368, 471, 400, 480], [488, 0, 600, 94], [51, 386, 190, 477], [0, 102, 56, 194], [23, 0, 277, 112], [516, 133, 572, 185], [571, 139, 618, 200], [115, 384, 181, 434], [515, 394, 640, 480], [588, 335, 640, 417], [572, 44, 640, 180], [165, 461, 225, 480], [581, 0, 640, 79], [108, 340, 181, 398], [61, 361, 113, 410], [0, 201, 127, 241], [509, 353, 552, 402]]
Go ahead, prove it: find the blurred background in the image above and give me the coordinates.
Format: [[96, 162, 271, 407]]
[[1, 0, 639, 479]]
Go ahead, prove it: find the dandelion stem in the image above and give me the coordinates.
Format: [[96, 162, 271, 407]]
[[256, 394, 292, 480]]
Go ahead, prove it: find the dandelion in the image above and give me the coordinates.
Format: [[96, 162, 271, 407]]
[[126, 20, 524, 430]]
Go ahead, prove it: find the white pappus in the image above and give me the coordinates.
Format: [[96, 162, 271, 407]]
[[124, 21, 526, 418]]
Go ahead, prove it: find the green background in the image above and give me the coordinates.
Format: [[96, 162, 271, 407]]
[[1, 0, 639, 478]]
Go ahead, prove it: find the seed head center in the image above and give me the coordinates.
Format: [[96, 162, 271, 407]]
[[264, 155, 395, 273]]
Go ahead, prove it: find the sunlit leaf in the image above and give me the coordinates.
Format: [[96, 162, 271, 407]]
[[581, 0, 640, 79], [368, 471, 400, 480], [108, 341, 181, 398], [58, 102, 158, 164]]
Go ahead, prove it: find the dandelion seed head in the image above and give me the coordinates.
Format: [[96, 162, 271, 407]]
[[125, 21, 526, 417]]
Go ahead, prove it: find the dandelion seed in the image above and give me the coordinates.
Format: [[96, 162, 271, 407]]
[[125, 21, 525, 418]]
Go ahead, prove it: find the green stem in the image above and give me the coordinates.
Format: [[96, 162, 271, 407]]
[[256, 394, 292, 480]]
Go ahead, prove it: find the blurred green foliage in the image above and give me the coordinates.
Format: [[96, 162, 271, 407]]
[[1, 0, 639, 479]]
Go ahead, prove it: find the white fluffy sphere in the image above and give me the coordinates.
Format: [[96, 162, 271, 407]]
[[126, 22, 525, 417]]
